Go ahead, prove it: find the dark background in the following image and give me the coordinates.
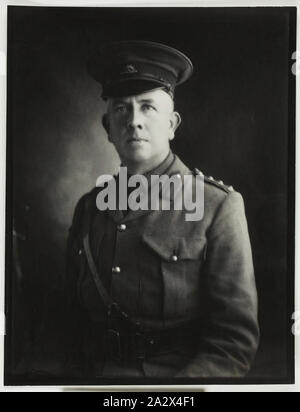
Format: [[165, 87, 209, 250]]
[[5, 6, 295, 384]]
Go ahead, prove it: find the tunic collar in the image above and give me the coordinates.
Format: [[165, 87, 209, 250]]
[[108, 151, 190, 223]]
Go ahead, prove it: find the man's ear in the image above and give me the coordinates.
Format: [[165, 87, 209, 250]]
[[102, 114, 110, 134], [169, 112, 182, 141]]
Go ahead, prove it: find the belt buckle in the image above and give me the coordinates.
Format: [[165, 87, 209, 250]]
[[107, 329, 122, 361]]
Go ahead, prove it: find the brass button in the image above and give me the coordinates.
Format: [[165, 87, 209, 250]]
[[171, 255, 178, 262], [112, 266, 121, 274], [118, 224, 127, 232]]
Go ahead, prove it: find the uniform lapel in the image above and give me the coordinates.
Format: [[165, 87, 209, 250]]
[[107, 208, 126, 224]]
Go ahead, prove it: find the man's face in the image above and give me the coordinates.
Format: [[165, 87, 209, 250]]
[[105, 89, 181, 169]]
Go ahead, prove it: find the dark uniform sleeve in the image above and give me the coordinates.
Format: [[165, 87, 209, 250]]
[[62, 194, 89, 376], [176, 191, 259, 378]]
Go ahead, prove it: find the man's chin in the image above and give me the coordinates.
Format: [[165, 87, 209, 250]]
[[123, 149, 151, 164]]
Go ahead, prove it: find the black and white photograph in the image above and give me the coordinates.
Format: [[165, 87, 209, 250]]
[[2, 4, 296, 389]]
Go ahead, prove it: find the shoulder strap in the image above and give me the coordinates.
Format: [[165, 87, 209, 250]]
[[81, 194, 142, 329], [83, 233, 113, 310]]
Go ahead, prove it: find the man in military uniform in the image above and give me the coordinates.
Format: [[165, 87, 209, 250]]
[[65, 41, 259, 379]]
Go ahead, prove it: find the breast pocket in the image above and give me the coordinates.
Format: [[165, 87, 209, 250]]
[[142, 232, 207, 321]]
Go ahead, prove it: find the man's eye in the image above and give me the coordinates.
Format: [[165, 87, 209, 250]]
[[115, 106, 127, 113], [142, 104, 155, 112]]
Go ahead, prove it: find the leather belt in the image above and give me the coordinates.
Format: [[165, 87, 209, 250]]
[[105, 319, 197, 362]]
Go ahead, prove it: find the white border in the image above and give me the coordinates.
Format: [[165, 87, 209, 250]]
[[0, 0, 7, 394], [0, 0, 298, 393]]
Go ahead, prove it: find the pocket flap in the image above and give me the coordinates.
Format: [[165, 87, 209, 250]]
[[142, 232, 206, 262]]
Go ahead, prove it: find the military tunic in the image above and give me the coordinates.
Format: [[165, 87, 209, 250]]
[[65, 152, 259, 378]]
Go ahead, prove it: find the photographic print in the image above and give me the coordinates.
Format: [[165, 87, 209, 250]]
[[4, 5, 296, 386]]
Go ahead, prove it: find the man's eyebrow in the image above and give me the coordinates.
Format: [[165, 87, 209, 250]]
[[111, 99, 128, 106], [137, 98, 157, 104], [110, 98, 158, 106]]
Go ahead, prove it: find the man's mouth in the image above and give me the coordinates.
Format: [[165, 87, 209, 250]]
[[127, 137, 149, 144]]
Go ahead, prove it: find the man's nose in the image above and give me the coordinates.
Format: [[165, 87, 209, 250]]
[[127, 107, 143, 129]]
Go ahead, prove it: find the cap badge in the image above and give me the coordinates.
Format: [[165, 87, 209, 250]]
[[121, 64, 138, 75]]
